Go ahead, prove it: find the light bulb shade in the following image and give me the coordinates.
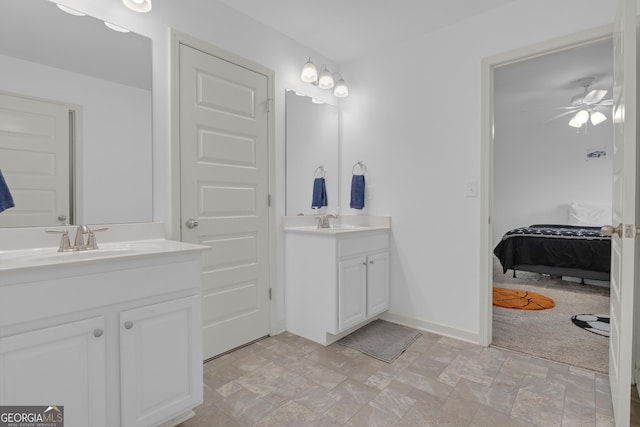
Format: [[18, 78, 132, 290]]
[[104, 21, 131, 32], [301, 60, 318, 83], [574, 110, 589, 125], [122, 0, 152, 13], [53, 3, 86, 16], [333, 79, 349, 97], [318, 68, 334, 89], [568, 117, 582, 128], [590, 111, 607, 126]]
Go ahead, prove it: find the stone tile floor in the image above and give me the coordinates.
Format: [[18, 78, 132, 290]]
[[180, 329, 640, 426]]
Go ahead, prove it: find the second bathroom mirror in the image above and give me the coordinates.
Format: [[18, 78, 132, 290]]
[[285, 90, 340, 215]]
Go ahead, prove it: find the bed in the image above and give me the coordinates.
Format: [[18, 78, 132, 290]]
[[493, 203, 612, 283], [493, 224, 611, 282]]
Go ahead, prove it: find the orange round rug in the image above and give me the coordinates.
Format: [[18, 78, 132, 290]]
[[492, 288, 555, 310]]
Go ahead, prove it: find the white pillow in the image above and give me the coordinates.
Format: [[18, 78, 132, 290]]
[[568, 202, 611, 226]]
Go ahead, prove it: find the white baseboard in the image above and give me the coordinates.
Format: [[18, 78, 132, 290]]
[[380, 311, 480, 345]]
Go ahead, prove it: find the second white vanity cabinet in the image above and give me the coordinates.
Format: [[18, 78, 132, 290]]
[[285, 225, 390, 345]]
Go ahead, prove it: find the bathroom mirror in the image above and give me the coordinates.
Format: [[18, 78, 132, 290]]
[[285, 90, 340, 215], [0, 0, 152, 227]]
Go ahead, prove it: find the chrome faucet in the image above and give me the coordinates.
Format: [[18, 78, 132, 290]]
[[74, 224, 90, 249], [316, 214, 338, 229], [46, 225, 108, 252]]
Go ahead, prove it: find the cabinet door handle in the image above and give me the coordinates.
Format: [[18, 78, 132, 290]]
[[93, 328, 104, 338], [362, 262, 367, 266], [369, 260, 375, 264], [124, 321, 134, 330]]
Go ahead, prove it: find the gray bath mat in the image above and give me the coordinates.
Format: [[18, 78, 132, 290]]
[[338, 320, 422, 363]]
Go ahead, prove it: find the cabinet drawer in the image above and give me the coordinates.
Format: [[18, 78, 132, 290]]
[[337, 231, 388, 259]]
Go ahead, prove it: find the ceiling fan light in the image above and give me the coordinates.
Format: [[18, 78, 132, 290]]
[[590, 111, 607, 126], [122, 0, 152, 13], [574, 110, 589, 125], [318, 67, 334, 89], [300, 59, 318, 83], [568, 117, 582, 128]]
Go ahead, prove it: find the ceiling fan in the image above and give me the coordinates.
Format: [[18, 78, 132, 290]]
[[551, 77, 612, 129]]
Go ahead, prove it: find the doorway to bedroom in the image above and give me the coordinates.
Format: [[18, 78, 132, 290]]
[[489, 34, 613, 373]]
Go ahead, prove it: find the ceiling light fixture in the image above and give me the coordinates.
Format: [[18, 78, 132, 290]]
[[565, 78, 611, 130], [300, 58, 349, 98], [122, 0, 152, 13], [568, 109, 607, 129]]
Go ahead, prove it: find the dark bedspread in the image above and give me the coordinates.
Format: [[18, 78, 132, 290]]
[[493, 224, 611, 276]]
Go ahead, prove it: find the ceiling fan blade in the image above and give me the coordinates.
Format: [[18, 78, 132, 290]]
[[583, 89, 607, 104], [547, 110, 578, 122], [596, 99, 613, 106]]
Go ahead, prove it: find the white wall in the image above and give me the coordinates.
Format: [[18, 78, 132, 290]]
[[0, 54, 152, 224], [493, 113, 612, 247], [339, 0, 618, 341]]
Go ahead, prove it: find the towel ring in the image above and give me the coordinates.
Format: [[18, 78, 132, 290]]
[[314, 166, 325, 178], [352, 161, 366, 176]]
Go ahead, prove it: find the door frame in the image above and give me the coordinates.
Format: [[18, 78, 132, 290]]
[[169, 30, 279, 338], [479, 24, 613, 346]]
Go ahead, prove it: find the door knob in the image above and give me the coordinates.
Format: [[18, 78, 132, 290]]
[[601, 224, 622, 238], [186, 218, 199, 229]]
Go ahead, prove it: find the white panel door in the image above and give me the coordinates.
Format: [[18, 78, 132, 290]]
[[179, 44, 271, 359], [607, 1, 637, 425], [0, 92, 69, 227], [0, 317, 106, 427]]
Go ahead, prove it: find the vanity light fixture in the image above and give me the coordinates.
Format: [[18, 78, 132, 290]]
[[104, 21, 131, 33], [301, 58, 318, 83], [317, 66, 334, 89], [122, 0, 152, 13], [300, 58, 349, 98], [333, 74, 349, 98]]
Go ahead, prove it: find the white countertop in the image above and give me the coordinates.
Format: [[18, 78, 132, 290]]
[[0, 223, 208, 272], [283, 215, 390, 235]]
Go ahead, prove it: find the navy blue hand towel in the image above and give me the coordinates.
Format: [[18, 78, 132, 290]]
[[0, 169, 15, 213], [311, 177, 328, 208], [350, 175, 365, 209]]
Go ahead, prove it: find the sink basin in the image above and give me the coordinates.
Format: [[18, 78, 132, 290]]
[[284, 224, 373, 234]]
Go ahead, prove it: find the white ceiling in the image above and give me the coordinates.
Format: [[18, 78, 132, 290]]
[[217, 0, 519, 63], [494, 39, 613, 127]]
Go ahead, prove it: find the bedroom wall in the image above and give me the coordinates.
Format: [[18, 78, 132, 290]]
[[492, 107, 612, 247], [339, 0, 618, 342]]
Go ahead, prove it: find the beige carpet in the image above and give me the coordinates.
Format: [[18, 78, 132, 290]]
[[492, 257, 610, 373]]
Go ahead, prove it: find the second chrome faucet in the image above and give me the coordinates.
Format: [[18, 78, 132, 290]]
[[47, 224, 108, 252]]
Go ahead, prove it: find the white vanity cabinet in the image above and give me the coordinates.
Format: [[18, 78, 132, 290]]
[[0, 232, 206, 427], [338, 250, 389, 332], [120, 295, 201, 427], [0, 316, 108, 426], [285, 227, 389, 345]]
